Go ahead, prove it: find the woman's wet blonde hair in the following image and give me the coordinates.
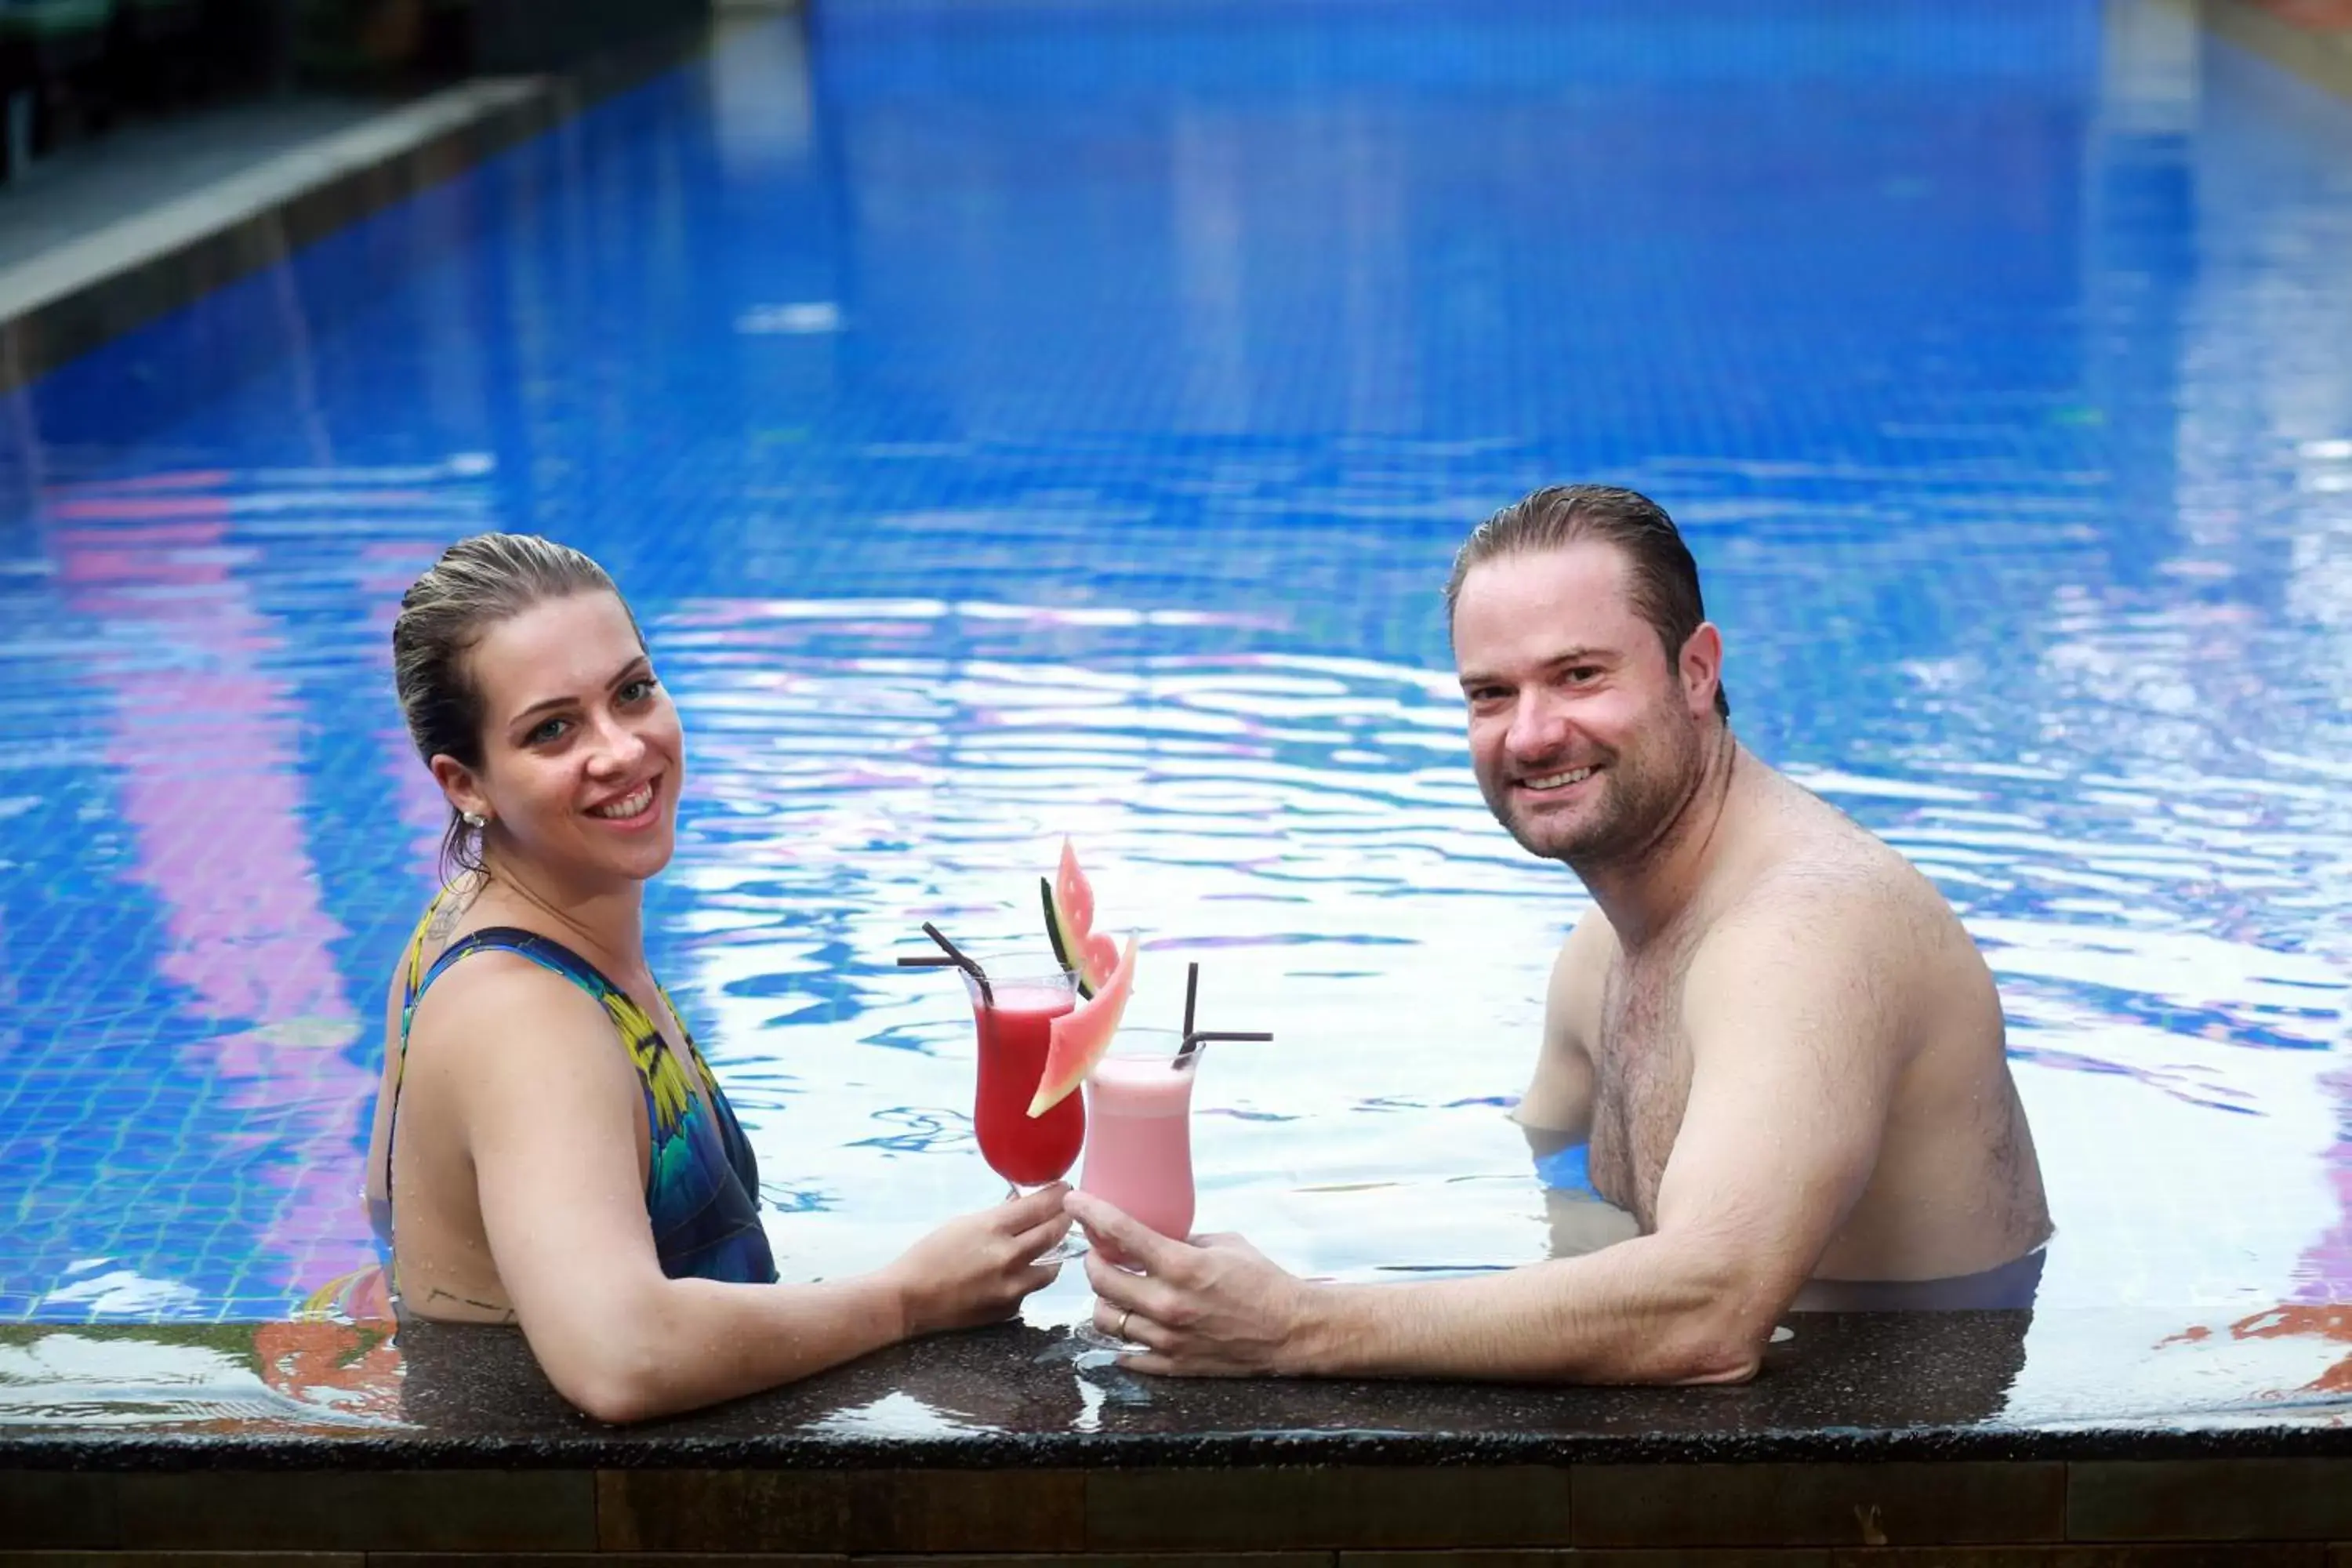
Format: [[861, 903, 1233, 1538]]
[[392, 532, 641, 876]]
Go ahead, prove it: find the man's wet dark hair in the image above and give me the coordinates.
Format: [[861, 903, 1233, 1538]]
[[1443, 484, 1730, 720]]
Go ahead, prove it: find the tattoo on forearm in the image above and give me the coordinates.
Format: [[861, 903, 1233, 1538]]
[[425, 1287, 517, 1323]]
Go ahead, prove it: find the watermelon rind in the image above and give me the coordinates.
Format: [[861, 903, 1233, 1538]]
[[1040, 877, 1101, 999], [1040, 859, 1116, 999]]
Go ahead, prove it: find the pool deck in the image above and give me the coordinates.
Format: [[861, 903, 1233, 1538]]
[[2227, 0, 2352, 97], [0, 81, 550, 397], [0, 16, 744, 395], [5, 1312, 2352, 1556]]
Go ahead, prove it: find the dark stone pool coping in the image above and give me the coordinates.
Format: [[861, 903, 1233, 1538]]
[[4, 1312, 2348, 1472], [9, 1318, 2352, 1559], [10, 1423, 2352, 1470]]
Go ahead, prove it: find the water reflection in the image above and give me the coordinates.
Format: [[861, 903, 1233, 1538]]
[[47, 476, 378, 1308], [0, 1315, 404, 1432]]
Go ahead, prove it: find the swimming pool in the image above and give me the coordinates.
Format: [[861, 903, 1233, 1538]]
[[2, 0, 2350, 1426]]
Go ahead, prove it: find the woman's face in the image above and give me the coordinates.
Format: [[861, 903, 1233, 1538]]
[[435, 591, 684, 888]]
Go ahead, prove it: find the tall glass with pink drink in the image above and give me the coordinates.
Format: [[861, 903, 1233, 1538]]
[[1077, 1027, 1200, 1241]]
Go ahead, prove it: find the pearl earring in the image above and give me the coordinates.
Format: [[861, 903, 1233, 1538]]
[[463, 811, 486, 829]]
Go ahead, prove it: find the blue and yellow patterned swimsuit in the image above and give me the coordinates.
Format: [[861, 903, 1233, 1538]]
[[387, 896, 779, 1287]]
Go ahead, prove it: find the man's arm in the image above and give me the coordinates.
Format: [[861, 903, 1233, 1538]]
[[1513, 910, 1607, 1144], [1073, 892, 1910, 1385]]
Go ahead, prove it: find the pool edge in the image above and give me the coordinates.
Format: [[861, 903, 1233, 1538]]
[[0, 18, 742, 397], [2202, 0, 2352, 100]]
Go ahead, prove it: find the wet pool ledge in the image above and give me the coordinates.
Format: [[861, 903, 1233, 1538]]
[[5, 1315, 2352, 1558]]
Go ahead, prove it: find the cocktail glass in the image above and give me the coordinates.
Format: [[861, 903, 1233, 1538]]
[[1071, 1026, 1200, 1350], [963, 967, 1087, 1262]]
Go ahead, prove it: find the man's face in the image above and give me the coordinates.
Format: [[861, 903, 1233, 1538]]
[[1452, 542, 1712, 868]]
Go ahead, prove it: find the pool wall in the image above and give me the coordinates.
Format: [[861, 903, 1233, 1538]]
[[12, 1442, 2352, 1558]]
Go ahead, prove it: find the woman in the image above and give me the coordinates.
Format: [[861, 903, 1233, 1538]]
[[364, 532, 1069, 1423]]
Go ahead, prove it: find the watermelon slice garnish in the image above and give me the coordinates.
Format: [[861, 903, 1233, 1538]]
[[1053, 838, 1095, 939], [1029, 932, 1138, 1117], [1040, 838, 1117, 996], [1079, 931, 1120, 996]]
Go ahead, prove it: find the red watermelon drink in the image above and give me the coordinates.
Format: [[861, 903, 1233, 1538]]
[[964, 969, 1085, 1191], [1077, 1029, 1200, 1240]]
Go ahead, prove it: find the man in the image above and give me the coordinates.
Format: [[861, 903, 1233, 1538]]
[[1066, 485, 2053, 1384]]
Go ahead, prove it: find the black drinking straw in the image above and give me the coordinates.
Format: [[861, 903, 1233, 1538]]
[[1174, 960, 1271, 1062], [913, 920, 993, 1007], [1176, 1029, 1272, 1064]]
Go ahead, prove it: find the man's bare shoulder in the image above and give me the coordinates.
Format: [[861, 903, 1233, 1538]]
[[1695, 765, 1983, 1029], [1736, 764, 1965, 922]]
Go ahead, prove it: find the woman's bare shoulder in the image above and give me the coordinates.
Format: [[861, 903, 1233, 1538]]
[[399, 941, 632, 1100]]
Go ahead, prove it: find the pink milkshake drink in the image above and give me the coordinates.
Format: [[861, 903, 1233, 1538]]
[[1077, 1028, 1200, 1240]]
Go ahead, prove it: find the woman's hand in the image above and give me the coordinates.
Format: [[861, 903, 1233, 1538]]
[[884, 1184, 1074, 1337]]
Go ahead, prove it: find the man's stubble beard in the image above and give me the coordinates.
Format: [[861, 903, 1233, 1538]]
[[1482, 699, 1709, 875]]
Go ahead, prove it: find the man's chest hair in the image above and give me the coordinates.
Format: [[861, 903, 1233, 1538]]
[[1588, 960, 1695, 1218]]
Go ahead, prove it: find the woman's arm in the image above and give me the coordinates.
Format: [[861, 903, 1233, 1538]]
[[411, 959, 1068, 1422]]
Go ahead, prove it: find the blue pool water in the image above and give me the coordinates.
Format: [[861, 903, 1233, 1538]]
[[4, 0, 2352, 1421]]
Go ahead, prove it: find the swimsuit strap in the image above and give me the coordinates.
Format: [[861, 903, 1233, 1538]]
[[398, 885, 451, 1012], [382, 907, 775, 1289], [380, 886, 454, 1210]]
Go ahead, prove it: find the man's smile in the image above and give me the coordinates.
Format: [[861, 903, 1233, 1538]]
[[1519, 764, 1596, 793]]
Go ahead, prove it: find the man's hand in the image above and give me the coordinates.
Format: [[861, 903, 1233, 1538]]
[[1067, 1190, 1318, 1376]]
